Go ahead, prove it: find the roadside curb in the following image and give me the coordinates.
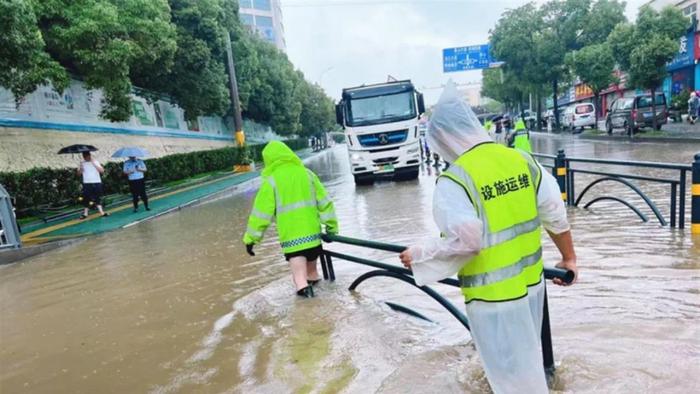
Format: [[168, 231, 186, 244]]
[[529, 130, 700, 143], [576, 134, 700, 143]]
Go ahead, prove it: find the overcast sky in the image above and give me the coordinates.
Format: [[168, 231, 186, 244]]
[[283, 0, 649, 105]]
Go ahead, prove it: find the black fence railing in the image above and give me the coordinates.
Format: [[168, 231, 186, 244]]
[[320, 233, 574, 377], [533, 150, 699, 230]]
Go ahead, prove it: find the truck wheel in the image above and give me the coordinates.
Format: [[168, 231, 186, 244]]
[[353, 174, 374, 185]]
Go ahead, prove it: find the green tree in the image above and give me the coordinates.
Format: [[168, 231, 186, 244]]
[[577, 0, 627, 46], [32, 0, 177, 121], [568, 43, 617, 127], [0, 0, 68, 104], [297, 79, 335, 137], [608, 5, 688, 130], [156, 0, 230, 121], [490, 0, 627, 129]]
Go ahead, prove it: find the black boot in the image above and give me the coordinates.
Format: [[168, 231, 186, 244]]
[[296, 286, 315, 298]]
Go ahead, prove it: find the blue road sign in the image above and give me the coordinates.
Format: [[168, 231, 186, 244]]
[[443, 45, 493, 73]]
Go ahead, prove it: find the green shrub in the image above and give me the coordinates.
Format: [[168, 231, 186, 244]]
[[0, 138, 309, 218]]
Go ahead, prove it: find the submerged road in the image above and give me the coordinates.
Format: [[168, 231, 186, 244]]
[[1, 135, 699, 393]]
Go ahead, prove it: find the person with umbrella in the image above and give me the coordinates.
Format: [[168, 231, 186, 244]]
[[77, 150, 108, 219], [114, 147, 150, 213]]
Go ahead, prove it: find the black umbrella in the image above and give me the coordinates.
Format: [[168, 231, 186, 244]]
[[57, 144, 98, 155]]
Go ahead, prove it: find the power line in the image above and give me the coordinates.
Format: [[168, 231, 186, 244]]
[[282, 0, 469, 8]]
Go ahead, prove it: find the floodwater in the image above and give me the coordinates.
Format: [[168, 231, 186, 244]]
[[1, 135, 699, 393]]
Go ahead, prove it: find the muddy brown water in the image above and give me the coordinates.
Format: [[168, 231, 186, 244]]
[[1, 136, 699, 393]]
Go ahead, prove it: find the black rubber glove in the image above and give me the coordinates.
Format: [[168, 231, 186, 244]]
[[245, 243, 255, 256]]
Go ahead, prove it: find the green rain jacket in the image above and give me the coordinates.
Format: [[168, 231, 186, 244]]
[[243, 141, 338, 253]]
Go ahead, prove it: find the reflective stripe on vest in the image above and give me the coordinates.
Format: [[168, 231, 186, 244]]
[[440, 143, 543, 303]]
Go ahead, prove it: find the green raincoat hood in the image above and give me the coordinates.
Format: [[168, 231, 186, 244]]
[[262, 141, 303, 176]]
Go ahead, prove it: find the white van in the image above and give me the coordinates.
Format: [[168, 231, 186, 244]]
[[564, 103, 596, 131]]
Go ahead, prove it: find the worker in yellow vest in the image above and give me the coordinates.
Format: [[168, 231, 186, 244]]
[[508, 118, 533, 153], [244, 141, 339, 298], [399, 82, 577, 393]]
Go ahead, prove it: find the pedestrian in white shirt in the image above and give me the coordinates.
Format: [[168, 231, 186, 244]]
[[399, 82, 577, 394], [123, 156, 150, 212], [77, 151, 108, 219]]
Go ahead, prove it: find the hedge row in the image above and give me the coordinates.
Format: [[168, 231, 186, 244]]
[[0, 138, 309, 218]]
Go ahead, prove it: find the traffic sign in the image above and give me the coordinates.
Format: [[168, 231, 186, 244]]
[[443, 45, 496, 73]]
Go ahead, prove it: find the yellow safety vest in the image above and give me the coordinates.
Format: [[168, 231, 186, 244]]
[[440, 143, 543, 303], [511, 119, 532, 153], [243, 141, 338, 253]]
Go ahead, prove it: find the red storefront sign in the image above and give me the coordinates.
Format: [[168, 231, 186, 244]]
[[574, 83, 593, 100]]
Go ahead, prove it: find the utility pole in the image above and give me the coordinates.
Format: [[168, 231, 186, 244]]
[[224, 32, 245, 147]]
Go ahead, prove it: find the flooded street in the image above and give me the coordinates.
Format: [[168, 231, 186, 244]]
[[1, 136, 699, 393]]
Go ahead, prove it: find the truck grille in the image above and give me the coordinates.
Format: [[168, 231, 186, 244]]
[[357, 130, 408, 147], [373, 157, 399, 164]]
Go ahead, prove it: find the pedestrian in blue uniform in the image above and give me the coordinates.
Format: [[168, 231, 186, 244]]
[[123, 156, 150, 212]]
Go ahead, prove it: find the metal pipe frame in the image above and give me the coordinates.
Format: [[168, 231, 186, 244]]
[[574, 177, 667, 226], [321, 233, 574, 375], [583, 196, 649, 222]]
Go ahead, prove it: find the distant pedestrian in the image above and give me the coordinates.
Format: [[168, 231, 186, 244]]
[[243, 141, 338, 298], [78, 151, 108, 219], [689, 92, 699, 124], [123, 156, 150, 212]]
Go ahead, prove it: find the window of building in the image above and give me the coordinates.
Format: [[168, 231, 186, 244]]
[[239, 0, 253, 8], [240, 13, 254, 26], [254, 26, 275, 43], [254, 0, 271, 11], [255, 15, 273, 27], [683, 3, 696, 20]]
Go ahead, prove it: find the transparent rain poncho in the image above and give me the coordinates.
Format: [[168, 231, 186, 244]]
[[410, 81, 562, 394]]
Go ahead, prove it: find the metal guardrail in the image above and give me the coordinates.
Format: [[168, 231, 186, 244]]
[[533, 150, 699, 231], [320, 233, 574, 377], [0, 184, 22, 249]]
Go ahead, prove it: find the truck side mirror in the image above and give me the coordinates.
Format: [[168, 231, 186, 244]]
[[417, 93, 425, 114], [335, 103, 344, 125]]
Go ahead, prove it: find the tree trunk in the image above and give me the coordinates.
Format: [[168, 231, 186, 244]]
[[650, 86, 657, 131], [536, 91, 542, 131], [594, 92, 600, 130], [552, 79, 560, 130]]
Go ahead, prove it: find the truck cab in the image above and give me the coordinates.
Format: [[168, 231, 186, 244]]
[[336, 80, 425, 185]]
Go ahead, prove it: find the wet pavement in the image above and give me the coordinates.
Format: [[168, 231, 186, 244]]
[[1, 135, 699, 393]]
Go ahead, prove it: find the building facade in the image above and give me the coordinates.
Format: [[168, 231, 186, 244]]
[[239, 0, 286, 51]]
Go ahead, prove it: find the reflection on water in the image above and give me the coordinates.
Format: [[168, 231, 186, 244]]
[[1, 137, 699, 393]]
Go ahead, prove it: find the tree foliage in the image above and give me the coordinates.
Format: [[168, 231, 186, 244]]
[[489, 0, 627, 127], [607, 5, 688, 129], [568, 43, 617, 124], [608, 5, 688, 90], [0, 0, 337, 136], [0, 0, 68, 102]]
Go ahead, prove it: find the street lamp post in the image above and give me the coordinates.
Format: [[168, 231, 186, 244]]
[[224, 32, 245, 147]]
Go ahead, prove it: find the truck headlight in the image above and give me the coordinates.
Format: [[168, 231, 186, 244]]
[[407, 147, 420, 154], [351, 153, 361, 161]]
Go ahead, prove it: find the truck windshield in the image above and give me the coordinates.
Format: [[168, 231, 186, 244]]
[[347, 92, 416, 126]]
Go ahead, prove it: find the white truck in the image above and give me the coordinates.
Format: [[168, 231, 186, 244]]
[[336, 80, 425, 185]]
